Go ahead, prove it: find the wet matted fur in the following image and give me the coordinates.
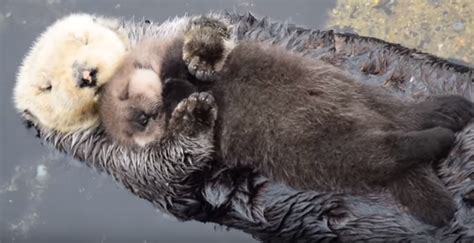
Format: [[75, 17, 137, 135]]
[[100, 16, 471, 226], [18, 12, 474, 242]]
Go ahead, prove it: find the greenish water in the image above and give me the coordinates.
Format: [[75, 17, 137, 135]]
[[328, 0, 474, 66]]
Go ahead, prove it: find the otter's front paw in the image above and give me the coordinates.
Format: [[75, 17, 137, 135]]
[[419, 95, 474, 132], [169, 92, 217, 137], [183, 17, 233, 82]]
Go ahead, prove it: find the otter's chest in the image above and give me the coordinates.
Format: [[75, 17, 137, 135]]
[[209, 77, 322, 168]]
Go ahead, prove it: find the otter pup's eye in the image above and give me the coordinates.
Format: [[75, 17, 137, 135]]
[[135, 113, 150, 128], [131, 111, 159, 131]]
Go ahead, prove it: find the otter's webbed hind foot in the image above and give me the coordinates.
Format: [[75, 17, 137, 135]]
[[416, 95, 474, 132], [390, 166, 456, 227], [392, 126, 455, 163], [168, 92, 217, 138], [385, 127, 456, 226], [183, 16, 234, 82]]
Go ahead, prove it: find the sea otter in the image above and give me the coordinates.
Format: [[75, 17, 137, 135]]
[[98, 16, 473, 226], [13, 12, 474, 241]]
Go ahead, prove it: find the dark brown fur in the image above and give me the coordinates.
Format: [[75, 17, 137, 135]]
[[100, 18, 474, 226], [206, 42, 463, 226], [181, 18, 474, 226]]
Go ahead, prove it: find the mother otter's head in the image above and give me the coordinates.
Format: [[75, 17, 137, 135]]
[[14, 13, 129, 132]]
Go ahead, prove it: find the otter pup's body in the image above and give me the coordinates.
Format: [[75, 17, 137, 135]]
[[181, 19, 474, 226], [99, 18, 473, 226]]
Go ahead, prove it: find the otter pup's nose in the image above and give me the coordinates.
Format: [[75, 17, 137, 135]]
[[73, 63, 98, 88]]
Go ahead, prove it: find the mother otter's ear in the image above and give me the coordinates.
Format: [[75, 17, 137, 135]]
[[14, 13, 128, 133]]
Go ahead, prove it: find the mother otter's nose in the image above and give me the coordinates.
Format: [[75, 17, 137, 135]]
[[73, 62, 98, 88]]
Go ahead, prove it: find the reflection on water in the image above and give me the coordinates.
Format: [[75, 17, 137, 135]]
[[1, 161, 49, 237], [1, 0, 472, 242]]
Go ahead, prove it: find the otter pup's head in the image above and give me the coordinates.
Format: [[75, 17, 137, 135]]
[[14, 13, 128, 133], [99, 39, 196, 147], [100, 67, 165, 147]]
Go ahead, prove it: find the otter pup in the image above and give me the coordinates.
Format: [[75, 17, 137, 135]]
[[99, 38, 201, 147], [180, 18, 472, 226], [99, 17, 473, 226]]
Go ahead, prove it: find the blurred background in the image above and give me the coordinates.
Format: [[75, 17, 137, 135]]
[[0, 0, 472, 242]]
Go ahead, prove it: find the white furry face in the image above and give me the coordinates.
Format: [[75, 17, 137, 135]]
[[14, 14, 128, 132]]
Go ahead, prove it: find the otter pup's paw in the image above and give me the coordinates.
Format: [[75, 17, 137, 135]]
[[419, 95, 474, 132], [183, 16, 234, 82], [169, 92, 217, 137]]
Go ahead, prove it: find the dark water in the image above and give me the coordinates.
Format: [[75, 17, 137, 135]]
[[0, 0, 335, 242]]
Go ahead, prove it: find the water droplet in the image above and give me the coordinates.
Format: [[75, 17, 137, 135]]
[[36, 164, 48, 182]]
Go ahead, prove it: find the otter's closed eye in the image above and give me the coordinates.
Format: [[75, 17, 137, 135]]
[[38, 83, 52, 92]]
